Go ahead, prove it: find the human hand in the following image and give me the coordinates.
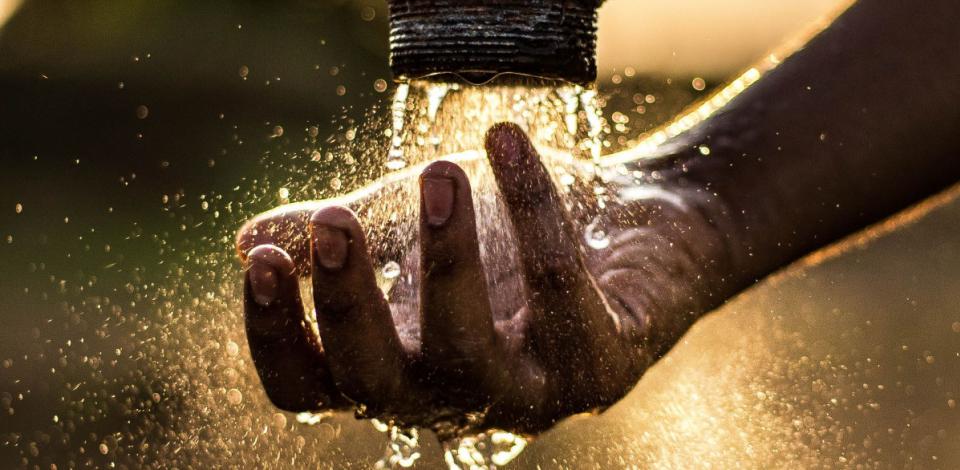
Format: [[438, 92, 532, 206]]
[[237, 123, 735, 435]]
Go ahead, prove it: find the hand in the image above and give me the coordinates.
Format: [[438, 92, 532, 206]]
[[237, 123, 736, 435]]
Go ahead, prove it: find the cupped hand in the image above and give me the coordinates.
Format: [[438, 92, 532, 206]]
[[237, 123, 734, 435]]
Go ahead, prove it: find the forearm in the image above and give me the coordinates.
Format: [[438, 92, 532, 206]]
[[669, 0, 960, 283]]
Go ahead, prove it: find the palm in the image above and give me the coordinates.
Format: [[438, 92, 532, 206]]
[[238, 124, 730, 435]]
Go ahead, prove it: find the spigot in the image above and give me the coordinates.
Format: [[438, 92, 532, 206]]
[[387, 0, 603, 84]]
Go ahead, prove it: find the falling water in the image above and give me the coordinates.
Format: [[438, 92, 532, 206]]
[[385, 78, 605, 170], [15, 54, 921, 469], [359, 77, 609, 469]]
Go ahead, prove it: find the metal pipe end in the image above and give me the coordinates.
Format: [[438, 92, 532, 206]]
[[388, 0, 601, 85]]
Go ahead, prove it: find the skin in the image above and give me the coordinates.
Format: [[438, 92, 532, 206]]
[[237, 0, 960, 435]]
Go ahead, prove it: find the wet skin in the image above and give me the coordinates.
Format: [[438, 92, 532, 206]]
[[238, 124, 734, 434], [237, 0, 960, 435]]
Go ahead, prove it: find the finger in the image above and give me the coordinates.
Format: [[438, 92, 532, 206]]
[[418, 161, 503, 392], [309, 206, 410, 411], [485, 123, 634, 396], [244, 244, 347, 411], [237, 203, 324, 276], [485, 123, 618, 334]]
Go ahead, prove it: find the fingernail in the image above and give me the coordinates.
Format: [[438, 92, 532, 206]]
[[313, 225, 349, 270], [248, 262, 279, 307], [422, 176, 455, 227]]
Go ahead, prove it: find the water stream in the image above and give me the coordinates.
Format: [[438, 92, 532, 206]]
[[6, 51, 958, 467]]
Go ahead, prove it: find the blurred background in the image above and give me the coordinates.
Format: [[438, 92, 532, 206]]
[[2, 0, 959, 468]]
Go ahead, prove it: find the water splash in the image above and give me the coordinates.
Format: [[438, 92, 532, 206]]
[[382, 261, 401, 279], [386, 83, 411, 170], [9, 54, 942, 466], [295, 411, 332, 426], [385, 78, 604, 172], [373, 421, 422, 469], [584, 216, 611, 250], [442, 431, 528, 470]]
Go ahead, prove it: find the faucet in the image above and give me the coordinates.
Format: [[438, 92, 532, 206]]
[[386, 0, 603, 84]]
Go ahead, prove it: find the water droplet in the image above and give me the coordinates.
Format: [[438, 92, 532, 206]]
[[271, 125, 284, 138], [15, 203, 22, 214], [385, 155, 407, 170], [99, 442, 109, 455], [376, 426, 421, 468], [278, 188, 290, 202], [374, 79, 388, 93], [295, 411, 328, 425], [360, 6, 376, 21], [584, 216, 611, 249], [271, 412, 287, 428], [238, 65, 249, 79], [226, 388, 242, 405], [136, 105, 149, 119], [443, 431, 528, 469], [698, 145, 711, 155], [382, 261, 400, 279], [692, 77, 706, 91], [225, 340, 239, 357]]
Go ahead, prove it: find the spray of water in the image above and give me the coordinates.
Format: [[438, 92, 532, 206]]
[[346, 78, 608, 468], [2, 65, 792, 468]]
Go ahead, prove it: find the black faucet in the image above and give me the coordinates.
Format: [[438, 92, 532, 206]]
[[387, 0, 603, 84]]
